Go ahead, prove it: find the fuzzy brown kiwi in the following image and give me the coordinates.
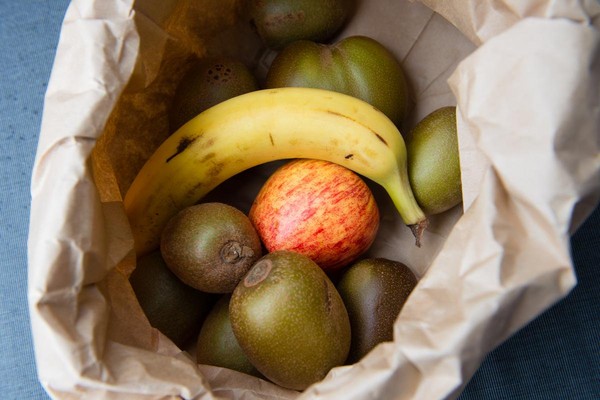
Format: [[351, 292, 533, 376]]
[[160, 202, 262, 294], [336, 258, 417, 363], [129, 251, 216, 348], [169, 57, 259, 132]]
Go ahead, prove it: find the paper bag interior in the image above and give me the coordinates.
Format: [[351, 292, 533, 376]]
[[90, 0, 473, 393]]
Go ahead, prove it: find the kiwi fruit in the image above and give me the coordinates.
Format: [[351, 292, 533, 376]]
[[129, 251, 215, 348], [229, 250, 351, 390], [336, 258, 417, 363], [169, 57, 258, 132], [246, 0, 353, 49], [160, 202, 262, 294], [407, 106, 462, 215], [196, 295, 260, 377], [265, 36, 409, 126]]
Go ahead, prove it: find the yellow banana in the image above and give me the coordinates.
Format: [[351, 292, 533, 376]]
[[124, 87, 427, 256]]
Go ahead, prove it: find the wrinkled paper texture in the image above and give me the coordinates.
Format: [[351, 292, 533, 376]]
[[28, 0, 600, 399]]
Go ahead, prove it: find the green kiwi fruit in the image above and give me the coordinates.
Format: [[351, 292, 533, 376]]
[[229, 250, 350, 390], [407, 106, 462, 215], [246, 0, 353, 49], [196, 294, 260, 377], [129, 251, 215, 348]]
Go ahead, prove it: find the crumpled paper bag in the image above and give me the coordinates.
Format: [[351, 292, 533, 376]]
[[28, 0, 600, 399]]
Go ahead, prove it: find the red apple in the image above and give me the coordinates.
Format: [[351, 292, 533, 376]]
[[249, 159, 380, 271]]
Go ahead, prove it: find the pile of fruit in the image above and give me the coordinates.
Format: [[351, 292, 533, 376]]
[[126, 0, 462, 392]]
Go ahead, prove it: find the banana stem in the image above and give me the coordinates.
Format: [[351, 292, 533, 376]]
[[410, 220, 429, 247], [382, 167, 428, 247]]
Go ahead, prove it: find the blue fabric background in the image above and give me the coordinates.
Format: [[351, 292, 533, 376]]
[[0, 1, 597, 399]]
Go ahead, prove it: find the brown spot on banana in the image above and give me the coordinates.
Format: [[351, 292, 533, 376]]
[[166, 137, 196, 163], [200, 152, 216, 162], [374, 133, 388, 146], [324, 109, 389, 147]]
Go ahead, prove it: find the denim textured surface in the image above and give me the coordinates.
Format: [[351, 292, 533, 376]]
[[0, 1, 597, 399], [0, 1, 71, 398]]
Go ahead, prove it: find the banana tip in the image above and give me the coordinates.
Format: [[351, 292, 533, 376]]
[[410, 219, 429, 247]]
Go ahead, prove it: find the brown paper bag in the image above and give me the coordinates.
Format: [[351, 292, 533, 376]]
[[28, 0, 600, 399]]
